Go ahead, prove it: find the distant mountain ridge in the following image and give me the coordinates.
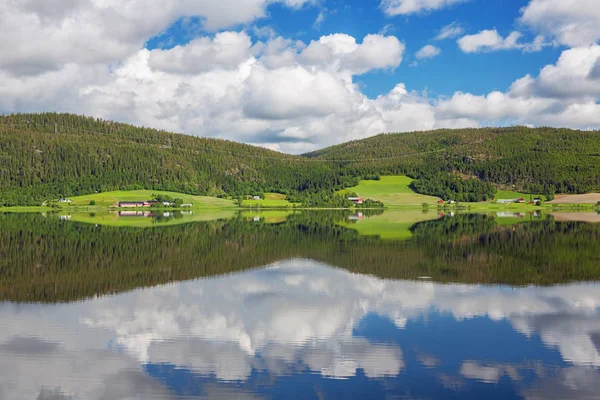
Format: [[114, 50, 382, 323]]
[[1, 113, 599, 205]]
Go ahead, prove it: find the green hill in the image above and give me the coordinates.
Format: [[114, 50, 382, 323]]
[[1, 113, 600, 206], [0, 113, 355, 205], [306, 127, 600, 199]]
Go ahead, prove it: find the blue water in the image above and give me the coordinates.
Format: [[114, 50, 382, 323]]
[[0, 259, 598, 399]]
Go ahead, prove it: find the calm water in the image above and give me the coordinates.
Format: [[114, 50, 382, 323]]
[[0, 211, 599, 399]]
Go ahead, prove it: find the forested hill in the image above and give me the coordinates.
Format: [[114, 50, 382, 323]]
[[305, 127, 600, 195], [1, 113, 600, 205], [0, 113, 356, 205]]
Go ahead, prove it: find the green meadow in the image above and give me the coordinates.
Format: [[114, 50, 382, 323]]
[[339, 176, 441, 207]]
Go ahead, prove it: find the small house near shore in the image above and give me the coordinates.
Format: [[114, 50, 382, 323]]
[[348, 197, 364, 204]]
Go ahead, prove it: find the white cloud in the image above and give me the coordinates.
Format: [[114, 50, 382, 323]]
[[438, 45, 600, 130], [0, 0, 317, 76], [457, 29, 550, 53], [300, 33, 405, 75], [243, 66, 354, 120], [458, 29, 523, 53], [435, 21, 464, 40], [509, 45, 600, 99], [380, 0, 467, 16], [520, 0, 600, 47], [416, 44, 441, 59], [149, 31, 253, 74]]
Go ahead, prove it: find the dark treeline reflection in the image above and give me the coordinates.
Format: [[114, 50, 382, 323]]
[[1, 212, 600, 303]]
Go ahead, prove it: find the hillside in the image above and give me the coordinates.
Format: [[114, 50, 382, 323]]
[[305, 127, 600, 197], [1, 114, 600, 205], [0, 113, 354, 205]]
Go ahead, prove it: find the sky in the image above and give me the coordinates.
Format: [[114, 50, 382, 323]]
[[1, 0, 600, 153]]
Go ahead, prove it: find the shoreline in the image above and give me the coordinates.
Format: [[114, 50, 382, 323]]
[[1, 203, 598, 213]]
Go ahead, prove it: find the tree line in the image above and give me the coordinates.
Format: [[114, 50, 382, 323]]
[[1, 113, 599, 205]]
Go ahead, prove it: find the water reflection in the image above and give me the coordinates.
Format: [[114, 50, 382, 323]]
[[0, 259, 598, 399]]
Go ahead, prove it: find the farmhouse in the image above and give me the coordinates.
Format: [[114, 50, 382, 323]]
[[58, 198, 72, 204], [348, 197, 364, 204]]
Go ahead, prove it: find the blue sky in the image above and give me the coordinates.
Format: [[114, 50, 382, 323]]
[[2, 0, 600, 152], [147, 0, 563, 98]]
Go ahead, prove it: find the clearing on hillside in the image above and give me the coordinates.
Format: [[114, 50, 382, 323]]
[[65, 190, 236, 208], [339, 176, 440, 206]]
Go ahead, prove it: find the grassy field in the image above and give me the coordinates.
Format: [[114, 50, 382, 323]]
[[340, 210, 441, 240], [242, 193, 299, 208], [339, 176, 441, 207], [62, 190, 236, 208], [61, 210, 236, 227]]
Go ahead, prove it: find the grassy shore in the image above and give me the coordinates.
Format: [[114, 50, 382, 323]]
[[1, 181, 599, 214]]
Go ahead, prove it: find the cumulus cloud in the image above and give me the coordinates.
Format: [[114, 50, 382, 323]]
[[1, 29, 424, 153], [148, 31, 253, 74], [299, 33, 405, 75], [520, 0, 600, 47], [380, 0, 467, 16], [0, 0, 316, 76], [438, 45, 600, 129], [415, 44, 441, 59], [509, 45, 600, 99]]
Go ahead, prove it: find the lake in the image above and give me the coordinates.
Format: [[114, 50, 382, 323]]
[[0, 210, 599, 399]]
